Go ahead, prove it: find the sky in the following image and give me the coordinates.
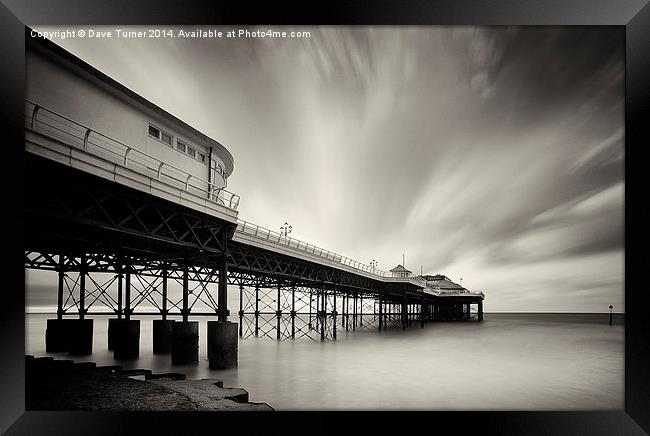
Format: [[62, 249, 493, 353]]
[[26, 26, 624, 312]]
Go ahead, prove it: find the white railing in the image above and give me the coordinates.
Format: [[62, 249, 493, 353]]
[[25, 100, 241, 211], [235, 220, 446, 290], [235, 219, 394, 278]]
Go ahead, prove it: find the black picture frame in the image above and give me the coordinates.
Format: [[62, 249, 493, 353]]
[[1, 0, 648, 434]]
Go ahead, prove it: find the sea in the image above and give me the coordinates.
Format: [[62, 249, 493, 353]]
[[25, 312, 624, 410]]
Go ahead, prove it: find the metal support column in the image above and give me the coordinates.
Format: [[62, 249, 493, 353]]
[[345, 292, 349, 331], [57, 254, 64, 320], [218, 252, 228, 322], [239, 285, 244, 338], [255, 283, 259, 337], [378, 294, 383, 332], [352, 292, 357, 330], [276, 282, 281, 341], [320, 282, 326, 342], [161, 266, 168, 321], [359, 294, 363, 326], [308, 288, 313, 329], [291, 284, 296, 339], [341, 293, 345, 327], [384, 298, 388, 331], [116, 262, 123, 320], [79, 254, 86, 319], [125, 263, 131, 321], [333, 285, 337, 340], [420, 298, 425, 328], [478, 300, 483, 321], [182, 261, 189, 322]]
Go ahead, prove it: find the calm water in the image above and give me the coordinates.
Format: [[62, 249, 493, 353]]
[[25, 313, 624, 410]]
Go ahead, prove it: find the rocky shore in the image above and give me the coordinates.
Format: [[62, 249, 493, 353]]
[[26, 355, 273, 411]]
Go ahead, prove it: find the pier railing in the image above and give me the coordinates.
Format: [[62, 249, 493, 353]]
[[235, 219, 395, 278], [25, 100, 241, 212], [234, 221, 431, 288]]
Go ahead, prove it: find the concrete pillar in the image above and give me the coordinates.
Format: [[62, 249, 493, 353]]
[[207, 321, 238, 369], [45, 318, 70, 352], [478, 301, 484, 321], [153, 319, 175, 354], [107, 318, 118, 350], [67, 319, 93, 355], [171, 321, 199, 365], [113, 319, 140, 360]]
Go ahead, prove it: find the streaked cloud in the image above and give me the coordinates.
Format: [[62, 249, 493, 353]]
[[28, 26, 624, 312]]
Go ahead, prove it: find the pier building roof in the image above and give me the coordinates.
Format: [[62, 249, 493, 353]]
[[421, 275, 468, 291], [27, 30, 234, 177]]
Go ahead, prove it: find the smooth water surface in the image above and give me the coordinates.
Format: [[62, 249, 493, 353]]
[[26, 313, 624, 410]]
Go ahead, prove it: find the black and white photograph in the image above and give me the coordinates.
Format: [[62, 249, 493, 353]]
[[19, 23, 628, 412]]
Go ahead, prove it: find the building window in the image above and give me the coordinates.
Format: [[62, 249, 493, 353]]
[[176, 139, 187, 153], [149, 124, 173, 147], [161, 131, 173, 146], [148, 125, 160, 139], [198, 152, 206, 163], [187, 146, 196, 158]]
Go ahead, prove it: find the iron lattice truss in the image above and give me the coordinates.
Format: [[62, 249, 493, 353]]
[[26, 251, 224, 318], [24, 154, 485, 341], [24, 153, 234, 260], [236, 283, 451, 341]]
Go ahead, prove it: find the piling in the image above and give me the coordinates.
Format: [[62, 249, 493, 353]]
[[153, 319, 175, 354], [171, 321, 199, 365], [45, 318, 70, 352], [113, 319, 140, 359], [67, 319, 94, 355], [207, 321, 238, 369]]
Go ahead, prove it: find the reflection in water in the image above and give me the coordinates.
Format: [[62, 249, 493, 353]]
[[26, 313, 623, 410]]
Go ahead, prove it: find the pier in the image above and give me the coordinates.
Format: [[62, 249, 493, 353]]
[[24, 32, 484, 369]]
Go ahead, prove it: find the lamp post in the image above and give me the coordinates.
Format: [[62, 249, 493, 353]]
[[370, 259, 378, 272], [609, 304, 613, 326], [280, 222, 292, 239]]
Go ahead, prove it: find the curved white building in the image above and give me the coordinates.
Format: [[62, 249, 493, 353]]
[[25, 34, 238, 221]]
